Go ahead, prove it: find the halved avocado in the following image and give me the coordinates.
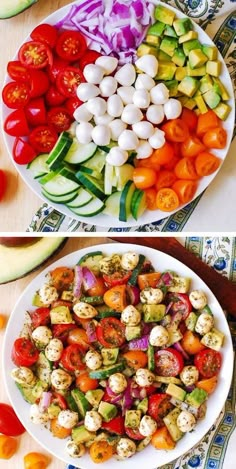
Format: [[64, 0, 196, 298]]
[[0, 0, 37, 19], [0, 237, 67, 284]]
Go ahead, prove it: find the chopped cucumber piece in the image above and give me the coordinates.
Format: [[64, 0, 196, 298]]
[[46, 132, 73, 170], [66, 187, 93, 208], [27, 153, 49, 178], [103, 192, 121, 217], [64, 139, 97, 164], [42, 188, 78, 204], [68, 197, 105, 216], [119, 180, 136, 222]]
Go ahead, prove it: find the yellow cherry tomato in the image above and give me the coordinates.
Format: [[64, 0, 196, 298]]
[[0, 435, 17, 459], [24, 452, 50, 469]]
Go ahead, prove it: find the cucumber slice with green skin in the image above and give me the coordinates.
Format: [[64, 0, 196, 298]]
[[82, 148, 107, 173], [40, 173, 80, 196], [71, 389, 90, 418], [99, 141, 117, 153], [103, 192, 121, 218], [0, 0, 37, 19], [66, 187, 93, 208], [131, 189, 147, 221], [80, 295, 104, 305], [27, 153, 49, 178], [38, 170, 60, 185], [58, 165, 78, 183], [128, 254, 146, 286], [77, 251, 103, 275], [89, 362, 125, 379], [66, 393, 79, 412], [147, 344, 155, 371], [119, 180, 136, 222], [69, 197, 105, 216], [76, 172, 105, 200], [46, 132, 73, 170], [104, 162, 114, 195], [115, 164, 134, 191], [79, 165, 102, 180], [42, 188, 78, 204], [64, 139, 97, 165]]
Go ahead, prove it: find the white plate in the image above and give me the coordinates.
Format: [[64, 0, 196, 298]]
[[2, 243, 233, 469], [1, 1, 235, 228]]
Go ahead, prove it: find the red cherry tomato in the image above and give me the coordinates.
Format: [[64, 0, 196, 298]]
[[28, 69, 49, 98], [194, 348, 222, 379], [11, 337, 39, 367], [56, 67, 84, 98], [52, 323, 77, 342], [103, 271, 131, 287], [60, 344, 86, 372], [0, 170, 7, 201], [7, 60, 30, 82], [0, 403, 26, 436], [29, 126, 58, 153], [96, 317, 126, 348], [79, 50, 102, 70], [47, 107, 72, 133], [19, 41, 53, 69], [25, 97, 47, 127], [51, 392, 68, 410], [47, 57, 69, 83], [30, 23, 58, 48], [45, 85, 66, 107], [165, 292, 192, 321], [13, 137, 36, 165], [154, 347, 184, 377], [125, 426, 145, 440], [101, 415, 125, 435], [4, 109, 29, 136], [65, 97, 83, 117], [30, 307, 51, 329], [148, 394, 173, 426], [56, 30, 87, 62], [2, 81, 30, 109]]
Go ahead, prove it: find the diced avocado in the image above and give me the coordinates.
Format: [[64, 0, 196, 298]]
[[173, 18, 193, 36], [155, 376, 182, 385], [98, 401, 117, 422], [137, 398, 148, 414], [154, 5, 175, 25], [147, 344, 155, 371], [71, 389, 90, 418], [160, 37, 178, 57], [72, 425, 95, 444], [212, 77, 230, 100], [85, 389, 104, 407], [179, 31, 198, 44], [166, 383, 186, 401], [172, 48, 186, 67], [194, 95, 208, 114], [145, 35, 161, 47], [202, 44, 218, 60], [137, 436, 152, 452], [178, 76, 199, 97], [125, 325, 142, 341], [50, 305, 73, 324], [213, 102, 231, 120], [164, 25, 178, 38], [125, 409, 142, 428], [137, 43, 158, 58], [48, 404, 61, 419], [203, 88, 221, 109], [187, 63, 206, 77], [35, 352, 52, 385], [175, 66, 187, 81], [101, 348, 119, 365], [156, 61, 177, 80], [185, 312, 198, 331], [183, 98, 197, 110], [15, 382, 38, 404], [188, 49, 208, 68], [147, 21, 166, 37], [185, 388, 208, 407], [183, 39, 201, 56], [61, 290, 74, 301], [32, 293, 45, 307], [165, 80, 179, 97], [199, 74, 213, 93], [143, 304, 166, 322], [163, 408, 183, 442], [206, 60, 222, 77], [156, 50, 171, 61], [166, 328, 183, 346], [168, 276, 191, 293], [32, 380, 48, 398], [201, 328, 224, 351]]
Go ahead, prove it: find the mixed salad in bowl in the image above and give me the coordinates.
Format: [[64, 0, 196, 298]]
[[10, 248, 225, 464], [2, 0, 233, 224]]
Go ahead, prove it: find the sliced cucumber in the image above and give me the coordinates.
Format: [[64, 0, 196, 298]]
[[76, 172, 105, 200], [40, 173, 79, 196], [27, 153, 49, 178], [66, 187, 93, 208], [103, 192, 121, 217], [104, 162, 114, 195], [131, 189, 147, 221], [69, 197, 105, 216], [77, 251, 103, 275], [58, 165, 78, 183], [119, 180, 136, 222], [115, 164, 134, 191], [82, 148, 106, 173], [64, 139, 97, 165], [46, 132, 73, 170], [42, 188, 78, 204], [100, 141, 117, 153], [89, 362, 125, 379], [79, 165, 102, 180]]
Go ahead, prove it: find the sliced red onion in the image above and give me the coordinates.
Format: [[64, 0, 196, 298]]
[[141, 321, 153, 336], [73, 265, 83, 298], [85, 321, 97, 343], [128, 335, 149, 351], [171, 311, 183, 328], [160, 271, 174, 286], [185, 385, 196, 393], [105, 386, 123, 404], [82, 266, 96, 290], [166, 301, 174, 314], [121, 381, 133, 415], [173, 341, 190, 361], [39, 392, 52, 412], [126, 285, 140, 306]]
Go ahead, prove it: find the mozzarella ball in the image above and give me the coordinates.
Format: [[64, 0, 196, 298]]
[[11, 366, 35, 385], [139, 415, 157, 437], [149, 325, 169, 347], [146, 105, 165, 125], [148, 128, 165, 149], [73, 302, 98, 319], [133, 89, 150, 109], [121, 305, 141, 326], [135, 368, 155, 387], [91, 125, 111, 146], [135, 55, 158, 78], [30, 404, 49, 424], [115, 64, 136, 86], [164, 98, 182, 120], [116, 438, 136, 459], [107, 94, 124, 118], [117, 86, 135, 104], [58, 410, 78, 429], [94, 113, 114, 126], [45, 338, 63, 361], [118, 130, 139, 151], [39, 284, 58, 306], [99, 76, 117, 97], [73, 104, 93, 123], [66, 440, 85, 458], [76, 83, 100, 102], [121, 104, 143, 125], [32, 326, 52, 347], [195, 313, 214, 335], [132, 121, 154, 140], [109, 119, 127, 141], [85, 350, 102, 370], [150, 83, 169, 105], [121, 251, 139, 270], [177, 411, 196, 433], [83, 64, 104, 84], [135, 73, 155, 91], [106, 147, 128, 166], [51, 369, 73, 390], [76, 122, 93, 144], [180, 366, 199, 387], [136, 140, 153, 159], [95, 55, 118, 75], [84, 410, 102, 432], [189, 290, 208, 310], [140, 287, 164, 305], [109, 373, 127, 394], [86, 97, 106, 116]]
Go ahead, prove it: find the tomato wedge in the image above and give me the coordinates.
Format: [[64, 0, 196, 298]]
[[4, 109, 29, 137], [0, 404, 26, 436], [96, 317, 125, 348], [29, 125, 58, 153], [2, 81, 30, 109], [56, 30, 87, 61], [13, 137, 36, 165], [194, 348, 222, 379], [148, 394, 173, 426], [30, 307, 50, 329], [101, 415, 125, 435], [56, 67, 84, 98], [30, 23, 58, 48], [154, 347, 184, 377], [11, 338, 39, 367], [19, 41, 53, 69], [103, 271, 131, 287], [60, 344, 86, 371]]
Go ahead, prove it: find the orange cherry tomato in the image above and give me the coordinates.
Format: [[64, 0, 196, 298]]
[[156, 188, 179, 212], [138, 272, 161, 289], [149, 142, 175, 166], [151, 426, 176, 450], [0, 314, 6, 329], [76, 371, 99, 392], [163, 154, 181, 171], [196, 110, 220, 137], [89, 440, 113, 464], [135, 158, 160, 171], [144, 187, 157, 210], [180, 135, 206, 158], [202, 127, 227, 149], [161, 118, 189, 142], [196, 375, 218, 394], [24, 452, 50, 469], [103, 284, 128, 312], [0, 435, 17, 459], [123, 350, 148, 370], [133, 167, 157, 190], [180, 107, 198, 132], [50, 419, 72, 439], [155, 170, 177, 190], [172, 179, 198, 204], [174, 157, 198, 180], [67, 327, 90, 349], [50, 266, 74, 290], [180, 330, 205, 355], [195, 151, 221, 176], [87, 276, 107, 296]]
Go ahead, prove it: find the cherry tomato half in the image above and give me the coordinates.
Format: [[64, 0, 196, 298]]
[[194, 348, 222, 379], [0, 403, 26, 436], [19, 41, 53, 69], [7, 60, 30, 82], [52, 323, 77, 342], [4, 109, 29, 137], [60, 344, 86, 372], [56, 30, 87, 61], [25, 97, 47, 127], [65, 97, 83, 117], [28, 69, 49, 98], [11, 337, 39, 367], [133, 167, 157, 190], [125, 426, 145, 440], [103, 271, 131, 287], [30, 23, 58, 48], [79, 50, 102, 70], [45, 85, 66, 107], [96, 317, 126, 348], [2, 81, 30, 109], [13, 137, 36, 165], [29, 126, 58, 153], [30, 307, 51, 329], [154, 347, 184, 377], [148, 394, 173, 427], [47, 57, 69, 83], [56, 67, 84, 98], [47, 107, 72, 133], [101, 415, 125, 435]]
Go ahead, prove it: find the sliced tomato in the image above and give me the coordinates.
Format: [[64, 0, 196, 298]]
[[194, 348, 222, 379], [47, 107, 72, 133], [103, 271, 131, 287], [13, 137, 36, 165], [148, 394, 173, 426], [96, 317, 125, 348], [180, 108, 198, 132], [101, 415, 125, 435], [60, 344, 86, 372], [65, 97, 83, 117], [11, 338, 39, 367], [45, 86, 66, 107], [165, 292, 191, 320], [79, 50, 102, 70], [2, 81, 30, 109], [48, 57, 69, 83], [30, 307, 50, 329], [51, 392, 67, 410], [19, 41, 53, 69], [0, 403, 26, 436], [155, 348, 184, 377], [87, 277, 107, 297], [29, 125, 58, 153], [25, 97, 47, 127], [56, 67, 84, 98], [52, 323, 77, 342], [56, 30, 87, 62], [4, 109, 29, 137], [30, 23, 58, 48], [125, 426, 145, 440], [28, 69, 49, 98], [7, 60, 30, 82], [137, 272, 161, 290]]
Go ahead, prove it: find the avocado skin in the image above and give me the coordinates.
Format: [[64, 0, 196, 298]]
[[0, 0, 37, 19]]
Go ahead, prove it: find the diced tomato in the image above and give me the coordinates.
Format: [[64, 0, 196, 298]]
[[19, 41, 53, 69], [96, 317, 126, 348], [4, 109, 29, 137], [148, 393, 173, 426], [30, 307, 50, 329], [13, 137, 36, 165], [101, 415, 125, 435], [155, 347, 184, 377], [103, 271, 131, 287], [56, 30, 87, 62], [30, 23, 58, 49], [11, 338, 39, 367], [194, 348, 222, 379], [125, 426, 145, 440], [56, 67, 84, 98], [25, 97, 47, 127], [47, 107, 72, 133], [60, 344, 86, 372], [29, 125, 58, 153], [2, 81, 30, 109]]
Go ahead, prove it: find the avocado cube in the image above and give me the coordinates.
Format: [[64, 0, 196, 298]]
[[163, 408, 183, 442], [125, 410, 142, 428], [72, 425, 95, 444], [212, 77, 230, 100], [203, 89, 221, 109], [125, 325, 142, 341], [175, 66, 187, 81], [156, 61, 177, 80], [194, 95, 208, 114], [178, 76, 199, 97], [179, 31, 198, 44], [48, 404, 61, 419], [178, 96, 188, 106], [98, 401, 117, 422], [160, 37, 178, 57], [101, 347, 119, 365], [185, 388, 208, 407], [213, 102, 231, 120], [137, 397, 148, 414], [206, 60, 222, 77], [157, 50, 171, 61], [166, 328, 183, 346], [50, 305, 73, 324], [187, 63, 206, 76], [147, 20, 165, 37], [61, 290, 74, 301], [32, 293, 45, 307], [71, 389, 90, 417], [202, 44, 218, 60], [172, 47, 186, 67], [168, 276, 191, 293], [166, 383, 186, 401], [154, 5, 175, 25], [85, 389, 104, 407], [199, 74, 213, 93], [173, 18, 193, 36], [137, 43, 158, 58], [164, 25, 178, 38], [145, 35, 161, 47], [183, 98, 197, 110], [201, 328, 224, 351], [185, 312, 198, 331], [143, 304, 166, 322], [188, 49, 208, 68], [165, 79, 179, 97], [183, 39, 201, 56]]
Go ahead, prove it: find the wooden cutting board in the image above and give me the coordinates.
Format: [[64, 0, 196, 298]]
[[109, 236, 236, 317]]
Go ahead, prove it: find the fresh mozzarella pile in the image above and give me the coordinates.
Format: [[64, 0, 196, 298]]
[[74, 54, 182, 166]]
